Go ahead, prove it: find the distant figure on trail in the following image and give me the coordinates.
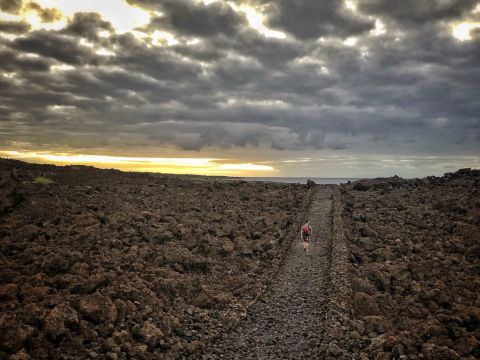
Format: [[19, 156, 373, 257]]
[[301, 220, 312, 252]]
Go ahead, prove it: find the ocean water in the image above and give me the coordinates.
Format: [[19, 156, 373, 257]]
[[241, 177, 362, 185]]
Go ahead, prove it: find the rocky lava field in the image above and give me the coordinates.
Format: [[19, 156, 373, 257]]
[[1, 158, 479, 360], [337, 169, 480, 359], [0, 159, 310, 359]]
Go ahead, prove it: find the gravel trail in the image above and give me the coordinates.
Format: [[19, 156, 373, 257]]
[[207, 186, 333, 359]]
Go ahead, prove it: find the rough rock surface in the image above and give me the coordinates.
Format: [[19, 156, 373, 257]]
[[2, 158, 478, 359], [336, 169, 480, 359], [0, 159, 310, 359]]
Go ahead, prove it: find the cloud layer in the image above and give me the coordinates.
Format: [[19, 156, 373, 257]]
[[0, 0, 479, 176]]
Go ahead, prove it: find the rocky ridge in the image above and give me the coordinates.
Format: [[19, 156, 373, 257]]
[[333, 168, 480, 359]]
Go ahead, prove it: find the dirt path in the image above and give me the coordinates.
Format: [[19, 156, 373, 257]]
[[206, 186, 334, 359]]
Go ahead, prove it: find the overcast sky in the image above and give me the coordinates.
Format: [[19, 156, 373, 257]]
[[0, 0, 479, 177]]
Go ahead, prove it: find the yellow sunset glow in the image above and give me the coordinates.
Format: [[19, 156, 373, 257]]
[[0, 151, 275, 176], [0, 5, 65, 31], [451, 22, 480, 41]]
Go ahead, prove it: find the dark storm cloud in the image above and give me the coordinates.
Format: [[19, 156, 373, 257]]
[[262, 0, 374, 39], [0, 20, 30, 33], [63, 12, 113, 40], [10, 30, 101, 65], [172, 42, 224, 62], [358, 0, 478, 25], [0, 0, 22, 14], [150, 0, 247, 38], [110, 33, 202, 81], [1, 0, 479, 157], [219, 29, 307, 67], [0, 48, 51, 72], [170, 27, 307, 69], [144, 121, 269, 151]]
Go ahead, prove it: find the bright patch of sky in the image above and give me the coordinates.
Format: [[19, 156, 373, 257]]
[[343, 37, 358, 46], [451, 21, 480, 41], [35, 0, 150, 33], [344, 0, 357, 12], [151, 30, 179, 47], [0, 0, 150, 33], [371, 19, 386, 36]]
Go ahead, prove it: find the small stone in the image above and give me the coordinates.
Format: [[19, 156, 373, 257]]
[[221, 241, 235, 255], [133, 322, 163, 347], [327, 343, 343, 356], [360, 226, 377, 238], [106, 352, 118, 360], [44, 303, 79, 340], [10, 349, 31, 360], [77, 294, 117, 324], [104, 337, 116, 351], [0, 283, 19, 300], [353, 293, 380, 316]]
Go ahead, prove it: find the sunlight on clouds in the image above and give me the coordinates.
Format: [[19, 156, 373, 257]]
[[1, 0, 151, 34], [2, 72, 16, 78], [96, 48, 116, 56], [224, 98, 289, 108], [296, 56, 330, 74], [55, 0, 150, 33], [0, 4, 66, 31], [2, 72, 23, 86], [343, 37, 358, 46], [281, 158, 312, 164], [0, 151, 275, 176], [0, 0, 289, 42], [186, 37, 201, 45], [195, 0, 220, 5], [218, 163, 273, 171], [0, 12, 18, 21], [228, 2, 286, 39], [131, 29, 180, 47], [0, 32, 20, 41], [98, 30, 110, 38], [47, 105, 76, 113], [451, 22, 480, 41], [50, 64, 75, 72], [131, 30, 149, 40], [151, 30, 179, 46], [23, 10, 58, 29], [79, 38, 95, 48], [344, 0, 357, 12], [371, 19, 386, 36]]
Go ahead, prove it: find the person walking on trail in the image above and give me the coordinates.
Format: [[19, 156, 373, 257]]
[[301, 220, 312, 252]]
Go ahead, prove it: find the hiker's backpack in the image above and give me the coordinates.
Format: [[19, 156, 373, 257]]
[[302, 224, 311, 235]]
